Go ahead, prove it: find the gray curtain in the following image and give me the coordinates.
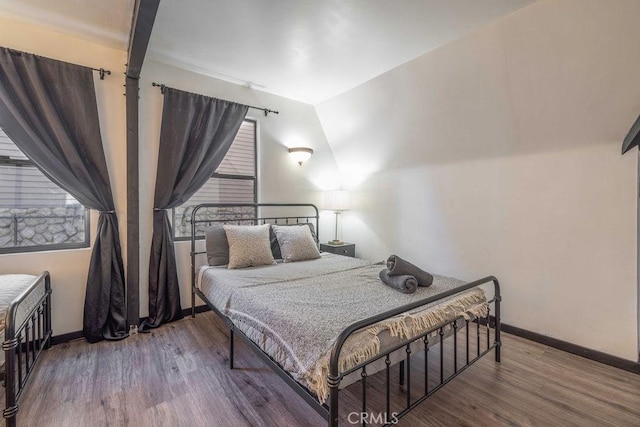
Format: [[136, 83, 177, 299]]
[[0, 47, 126, 343], [145, 87, 248, 328], [622, 115, 640, 154]]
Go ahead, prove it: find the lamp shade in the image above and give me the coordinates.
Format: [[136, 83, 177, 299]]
[[324, 190, 349, 211], [288, 147, 313, 165]]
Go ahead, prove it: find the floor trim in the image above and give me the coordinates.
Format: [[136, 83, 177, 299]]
[[48, 310, 640, 376], [501, 322, 640, 374], [174, 305, 211, 318], [50, 331, 84, 346], [137, 305, 212, 329], [50, 306, 213, 346]]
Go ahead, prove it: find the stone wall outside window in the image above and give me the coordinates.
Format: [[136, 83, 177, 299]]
[[174, 206, 256, 239], [0, 204, 86, 249]]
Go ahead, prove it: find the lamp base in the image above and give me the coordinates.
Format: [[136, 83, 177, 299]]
[[328, 240, 344, 245]]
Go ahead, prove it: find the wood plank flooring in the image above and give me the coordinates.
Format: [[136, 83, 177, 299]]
[[5, 311, 640, 426]]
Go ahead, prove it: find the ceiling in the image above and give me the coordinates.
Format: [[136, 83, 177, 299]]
[[0, 0, 535, 105], [148, 0, 535, 104], [0, 0, 134, 51]]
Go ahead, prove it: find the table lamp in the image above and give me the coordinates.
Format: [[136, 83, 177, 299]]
[[324, 190, 349, 245]]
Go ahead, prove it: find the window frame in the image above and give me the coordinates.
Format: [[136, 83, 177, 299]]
[[0, 152, 91, 255], [173, 117, 258, 242]]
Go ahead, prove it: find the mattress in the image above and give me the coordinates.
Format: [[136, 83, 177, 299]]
[[0, 274, 47, 366], [0, 274, 45, 334], [196, 253, 488, 402]]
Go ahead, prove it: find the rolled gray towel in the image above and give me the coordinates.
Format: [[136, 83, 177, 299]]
[[379, 269, 418, 294], [386, 255, 433, 287]]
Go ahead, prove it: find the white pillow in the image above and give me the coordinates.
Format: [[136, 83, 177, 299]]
[[271, 224, 321, 263], [223, 224, 276, 269]]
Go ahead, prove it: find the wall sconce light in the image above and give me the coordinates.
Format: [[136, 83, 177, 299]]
[[288, 147, 313, 166], [324, 190, 349, 245]]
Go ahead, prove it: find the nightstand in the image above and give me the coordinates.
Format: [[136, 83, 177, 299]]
[[320, 242, 355, 258]]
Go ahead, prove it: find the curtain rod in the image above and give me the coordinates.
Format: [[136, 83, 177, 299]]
[[2, 46, 111, 80], [151, 82, 279, 116]]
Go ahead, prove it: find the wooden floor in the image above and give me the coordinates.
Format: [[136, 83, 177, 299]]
[[5, 311, 640, 426]]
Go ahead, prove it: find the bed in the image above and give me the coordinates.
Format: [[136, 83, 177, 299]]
[[0, 272, 52, 427], [190, 203, 501, 426]]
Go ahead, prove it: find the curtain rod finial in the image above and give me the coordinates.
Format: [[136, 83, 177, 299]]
[[98, 68, 111, 80], [152, 82, 167, 93]]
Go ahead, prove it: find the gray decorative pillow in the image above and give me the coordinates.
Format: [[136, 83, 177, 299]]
[[223, 224, 276, 269], [270, 223, 317, 259], [272, 224, 321, 263], [205, 224, 229, 266]]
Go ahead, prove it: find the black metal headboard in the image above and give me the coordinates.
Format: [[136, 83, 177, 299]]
[[189, 203, 320, 310], [189, 203, 319, 242]]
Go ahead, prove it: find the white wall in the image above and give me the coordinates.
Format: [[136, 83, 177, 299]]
[[0, 16, 127, 335], [315, 0, 640, 360], [138, 60, 340, 317], [2, 0, 638, 362]]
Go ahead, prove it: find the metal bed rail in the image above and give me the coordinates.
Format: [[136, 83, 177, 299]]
[[3, 271, 52, 427]]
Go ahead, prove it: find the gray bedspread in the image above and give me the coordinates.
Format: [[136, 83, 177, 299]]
[[197, 253, 371, 310], [197, 253, 488, 402]]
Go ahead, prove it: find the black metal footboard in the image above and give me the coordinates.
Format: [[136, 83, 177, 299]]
[[3, 271, 52, 427], [327, 276, 501, 426]]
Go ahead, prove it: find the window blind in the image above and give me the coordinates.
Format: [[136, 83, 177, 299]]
[[173, 119, 257, 239], [0, 128, 78, 208]]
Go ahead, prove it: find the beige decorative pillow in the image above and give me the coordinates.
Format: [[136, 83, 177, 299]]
[[269, 223, 317, 259], [272, 224, 321, 263], [223, 224, 276, 269]]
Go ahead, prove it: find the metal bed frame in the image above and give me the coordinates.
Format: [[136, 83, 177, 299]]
[[190, 203, 501, 426], [2, 271, 52, 427]]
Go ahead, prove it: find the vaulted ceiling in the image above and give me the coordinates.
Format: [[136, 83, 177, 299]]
[[0, 0, 535, 104], [0, 0, 134, 50]]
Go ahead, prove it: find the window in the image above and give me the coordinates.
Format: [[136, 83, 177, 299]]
[[0, 128, 89, 253], [174, 119, 257, 239]]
